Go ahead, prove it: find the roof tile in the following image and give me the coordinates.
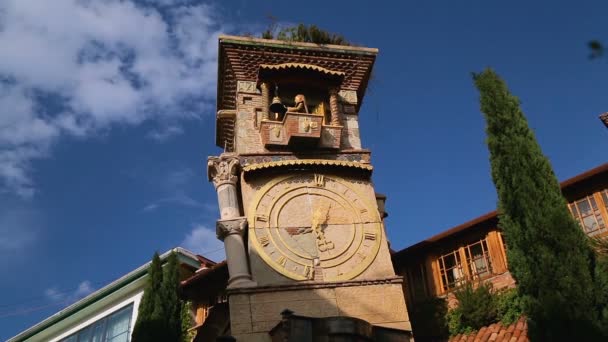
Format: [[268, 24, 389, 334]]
[[449, 317, 528, 342]]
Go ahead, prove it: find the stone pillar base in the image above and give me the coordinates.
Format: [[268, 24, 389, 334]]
[[228, 274, 257, 289], [228, 277, 411, 341]]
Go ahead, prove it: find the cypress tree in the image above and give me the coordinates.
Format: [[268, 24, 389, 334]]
[[132, 251, 185, 341], [162, 252, 183, 341], [473, 69, 601, 340], [132, 252, 166, 341]]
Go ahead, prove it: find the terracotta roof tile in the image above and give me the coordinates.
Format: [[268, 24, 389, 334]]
[[448, 317, 528, 342]]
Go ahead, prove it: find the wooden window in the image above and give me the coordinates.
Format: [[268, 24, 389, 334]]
[[438, 249, 465, 292], [437, 238, 495, 293], [602, 190, 608, 212], [569, 194, 607, 236], [464, 239, 493, 279]]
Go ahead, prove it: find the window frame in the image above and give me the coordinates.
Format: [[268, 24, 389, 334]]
[[569, 192, 608, 237], [436, 238, 495, 293], [59, 303, 134, 342]]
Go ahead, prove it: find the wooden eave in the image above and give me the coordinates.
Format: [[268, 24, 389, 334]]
[[179, 261, 228, 301]]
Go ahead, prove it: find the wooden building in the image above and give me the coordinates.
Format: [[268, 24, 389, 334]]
[[392, 163, 608, 307]]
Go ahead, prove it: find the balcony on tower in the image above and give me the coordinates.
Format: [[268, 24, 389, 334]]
[[215, 35, 377, 154]]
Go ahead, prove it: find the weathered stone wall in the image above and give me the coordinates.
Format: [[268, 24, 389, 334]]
[[230, 281, 411, 341], [235, 82, 264, 154]]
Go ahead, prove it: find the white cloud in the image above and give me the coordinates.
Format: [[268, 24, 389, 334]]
[[181, 225, 224, 260], [0, 0, 226, 197], [147, 124, 184, 142], [141, 167, 214, 212], [44, 280, 95, 305]]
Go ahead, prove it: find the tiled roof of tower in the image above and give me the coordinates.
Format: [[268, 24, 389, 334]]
[[216, 35, 378, 113], [448, 316, 528, 342]]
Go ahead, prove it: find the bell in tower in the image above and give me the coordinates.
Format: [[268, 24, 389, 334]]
[[197, 35, 413, 341]]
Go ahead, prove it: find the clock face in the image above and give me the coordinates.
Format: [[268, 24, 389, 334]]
[[248, 173, 383, 281]]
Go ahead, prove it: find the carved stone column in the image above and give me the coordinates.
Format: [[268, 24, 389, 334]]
[[329, 87, 341, 126], [207, 153, 256, 288], [260, 82, 270, 121], [217, 217, 256, 288]]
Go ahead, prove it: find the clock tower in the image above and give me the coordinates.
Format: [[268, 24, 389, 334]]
[[207, 35, 411, 340]]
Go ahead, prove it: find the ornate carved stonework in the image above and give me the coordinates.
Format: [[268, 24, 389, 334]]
[[329, 88, 341, 126], [207, 153, 240, 189], [237, 80, 260, 94], [338, 90, 358, 105], [217, 216, 247, 241]]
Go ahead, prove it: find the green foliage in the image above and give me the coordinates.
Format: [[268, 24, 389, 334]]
[[447, 283, 495, 336], [181, 301, 196, 342], [446, 283, 524, 336], [495, 288, 524, 325], [133, 251, 185, 342], [162, 252, 183, 342], [261, 23, 349, 46], [454, 283, 496, 330], [408, 296, 449, 340], [473, 68, 604, 340], [132, 252, 166, 341]]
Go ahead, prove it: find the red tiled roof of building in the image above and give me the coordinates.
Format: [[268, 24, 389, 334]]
[[448, 317, 528, 342]]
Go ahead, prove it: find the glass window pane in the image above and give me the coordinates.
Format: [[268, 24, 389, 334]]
[[90, 320, 106, 342], [105, 306, 132, 341], [443, 254, 456, 268], [569, 203, 579, 218], [76, 326, 92, 342], [61, 335, 77, 342], [469, 243, 483, 258], [583, 216, 598, 232], [577, 200, 591, 215]]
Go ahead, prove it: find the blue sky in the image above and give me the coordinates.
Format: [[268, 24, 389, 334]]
[[0, 0, 606, 339]]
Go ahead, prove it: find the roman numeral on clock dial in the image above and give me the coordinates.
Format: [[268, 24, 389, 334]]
[[364, 232, 377, 241], [259, 236, 270, 247], [277, 256, 287, 267], [256, 214, 269, 222]]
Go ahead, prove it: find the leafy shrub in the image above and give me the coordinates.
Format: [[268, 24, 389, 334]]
[[495, 288, 524, 325], [446, 282, 523, 336], [261, 24, 349, 46]]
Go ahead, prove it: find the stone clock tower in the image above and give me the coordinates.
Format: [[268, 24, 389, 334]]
[[207, 35, 411, 341]]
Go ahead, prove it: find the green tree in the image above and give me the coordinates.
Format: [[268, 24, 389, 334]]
[[181, 301, 196, 342], [162, 252, 183, 341], [133, 251, 185, 342], [132, 252, 166, 341], [473, 69, 603, 340]]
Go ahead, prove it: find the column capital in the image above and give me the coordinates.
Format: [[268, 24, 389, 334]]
[[216, 216, 247, 241], [207, 153, 240, 189]]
